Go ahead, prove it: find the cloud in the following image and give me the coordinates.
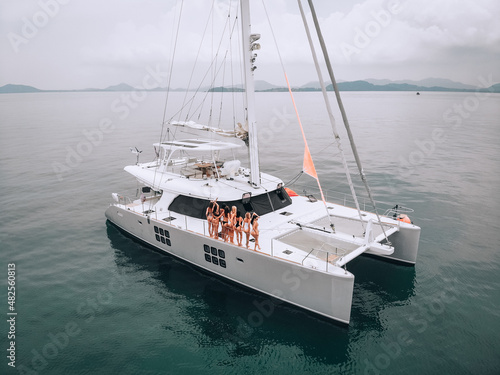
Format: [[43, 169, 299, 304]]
[[1, 0, 499, 89]]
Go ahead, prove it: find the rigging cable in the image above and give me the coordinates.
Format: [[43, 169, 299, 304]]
[[179, 0, 217, 122], [297, 0, 365, 231], [160, 0, 184, 136], [261, 0, 335, 232], [306, 0, 390, 243], [152, 0, 184, 190], [228, 0, 238, 133]]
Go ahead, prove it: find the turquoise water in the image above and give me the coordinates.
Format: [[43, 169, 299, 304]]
[[1, 91, 499, 374]]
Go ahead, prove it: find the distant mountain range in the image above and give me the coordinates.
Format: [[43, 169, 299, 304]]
[[0, 84, 42, 93], [1, 78, 499, 94], [363, 77, 478, 90]]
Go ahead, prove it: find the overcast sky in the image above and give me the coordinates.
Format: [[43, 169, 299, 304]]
[[1, 0, 499, 90]]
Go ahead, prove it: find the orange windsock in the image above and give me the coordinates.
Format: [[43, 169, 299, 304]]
[[303, 145, 318, 180]]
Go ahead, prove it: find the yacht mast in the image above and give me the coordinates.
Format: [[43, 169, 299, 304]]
[[297, 0, 365, 229], [306, 0, 389, 242], [240, 0, 260, 187]]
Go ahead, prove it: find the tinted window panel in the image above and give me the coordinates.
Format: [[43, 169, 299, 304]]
[[168, 188, 291, 218]]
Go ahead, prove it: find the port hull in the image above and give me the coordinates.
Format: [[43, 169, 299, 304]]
[[105, 205, 355, 324]]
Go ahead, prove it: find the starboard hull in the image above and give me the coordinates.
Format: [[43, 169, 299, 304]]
[[367, 224, 421, 265]]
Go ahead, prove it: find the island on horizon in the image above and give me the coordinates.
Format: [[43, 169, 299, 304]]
[[1, 77, 499, 94]]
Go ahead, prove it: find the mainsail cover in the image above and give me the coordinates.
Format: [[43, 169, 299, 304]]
[[170, 121, 249, 144]]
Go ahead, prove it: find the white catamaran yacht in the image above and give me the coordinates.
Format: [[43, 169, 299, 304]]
[[105, 0, 420, 324]]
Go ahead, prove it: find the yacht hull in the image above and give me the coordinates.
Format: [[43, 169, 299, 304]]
[[368, 224, 421, 264], [105, 205, 355, 324]]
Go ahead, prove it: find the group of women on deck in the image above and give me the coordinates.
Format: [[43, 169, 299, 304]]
[[205, 200, 261, 251]]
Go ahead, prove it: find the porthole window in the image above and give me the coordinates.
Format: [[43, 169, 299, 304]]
[[155, 234, 160, 242], [159, 228, 164, 236], [161, 237, 166, 244], [165, 230, 170, 238], [166, 239, 171, 246], [154, 226, 159, 233], [202, 245, 227, 269]]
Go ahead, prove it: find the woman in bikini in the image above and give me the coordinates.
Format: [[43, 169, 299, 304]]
[[235, 210, 243, 246], [221, 205, 230, 242], [226, 206, 237, 244], [243, 212, 252, 248], [206, 201, 214, 237], [251, 213, 261, 251], [211, 203, 221, 239]]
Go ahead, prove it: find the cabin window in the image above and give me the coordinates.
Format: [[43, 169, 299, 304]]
[[242, 192, 253, 212], [155, 226, 171, 246], [276, 187, 287, 202], [168, 187, 291, 219], [202, 246, 227, 268]]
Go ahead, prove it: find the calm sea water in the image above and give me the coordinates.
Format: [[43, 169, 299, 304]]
[[1, 90, 499, 374]]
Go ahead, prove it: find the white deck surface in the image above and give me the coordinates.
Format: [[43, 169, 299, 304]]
[[120, 191, 400, 273]]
